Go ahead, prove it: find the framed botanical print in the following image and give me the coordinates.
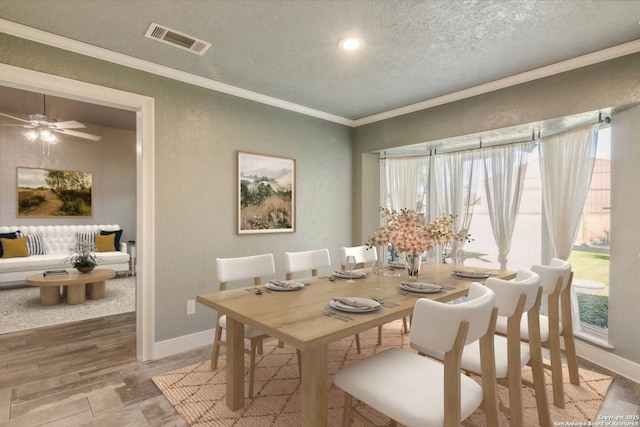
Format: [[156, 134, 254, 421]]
[[237, 151, 295, 234]]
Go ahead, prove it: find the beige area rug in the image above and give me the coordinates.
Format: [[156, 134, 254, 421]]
[[153, 320, 612, 426], [0, 275, 135, 334]]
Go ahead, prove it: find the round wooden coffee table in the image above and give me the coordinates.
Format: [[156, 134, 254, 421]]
[[25, 269, 116, 306]]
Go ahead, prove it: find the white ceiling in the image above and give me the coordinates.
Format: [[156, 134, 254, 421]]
[[1, 0, 639, 124]]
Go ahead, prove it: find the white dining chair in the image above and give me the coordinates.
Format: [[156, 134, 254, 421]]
[[339, 245, 377, 270], [496, 258, 578, 409], [334, 282, 499, 427], [422, 269, 551, 427], [210, 253, 275, 399], [284, 248, 331, 280]]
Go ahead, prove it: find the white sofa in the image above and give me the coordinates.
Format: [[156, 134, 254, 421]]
[[0, 224, 129, 287]]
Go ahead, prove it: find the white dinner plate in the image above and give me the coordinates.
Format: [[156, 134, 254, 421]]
[[399, 282, 442, 293], [452, 270, 492, 279], [265, 281, 305, 291], [329, 297, 380, 312]]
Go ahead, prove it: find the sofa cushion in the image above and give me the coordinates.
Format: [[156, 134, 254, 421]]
[[17, 232, 47, 255], [100, 229, 123, 251], [76, 231, 95, 249], [95, 233, 116, 252], [1, 236, 29, 258], [0, 232, 18, 257], [0, 251, 130, 273]]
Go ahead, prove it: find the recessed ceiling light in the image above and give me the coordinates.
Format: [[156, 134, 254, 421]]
[[338, 37, 364, 52]]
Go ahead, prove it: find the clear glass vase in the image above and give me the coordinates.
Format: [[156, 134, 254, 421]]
[[372, 245, 385, 276], [405, 252, 422, 281]]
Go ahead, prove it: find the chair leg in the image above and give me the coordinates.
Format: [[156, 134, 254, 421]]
[[296, 349, 302, 378], [548, 327, 565, 408], [563, 329, 580, 385], [211, 323, 223, 370], [377, 325, 382, 345], [402, 317, 409, 334], [342, 393, 353, 426], [507, 363, 524, 427], [355, 334, 361, 354], [257, 338, 264, 355], [248, 338, 258, 399]]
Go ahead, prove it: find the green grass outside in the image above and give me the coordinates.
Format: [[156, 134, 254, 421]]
[[567, 251, 610, 287]]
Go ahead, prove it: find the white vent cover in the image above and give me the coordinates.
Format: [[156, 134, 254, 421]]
[[145, 22, 211, 55]]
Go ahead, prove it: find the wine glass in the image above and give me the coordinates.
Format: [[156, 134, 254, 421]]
[[345, 255, 356, 283]]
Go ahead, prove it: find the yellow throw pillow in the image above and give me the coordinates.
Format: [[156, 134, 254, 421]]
[[1, 236, 29, 258], [94, 232, 116, 252]]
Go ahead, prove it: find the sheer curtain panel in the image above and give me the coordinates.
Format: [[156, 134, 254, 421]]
[[434, 150, 480, 259], [538, 124, 599, 260], [384, 157, 430, 214], [482, 143, 529, 269]]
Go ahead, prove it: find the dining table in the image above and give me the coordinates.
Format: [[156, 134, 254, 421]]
[[196, 262, 516, 427]]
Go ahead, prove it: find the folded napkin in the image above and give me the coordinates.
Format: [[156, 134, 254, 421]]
[[400, 282, 441, 290], [332, 297, 379, 309], [334, 271, 367, 278], [269, 280, 303, 288]]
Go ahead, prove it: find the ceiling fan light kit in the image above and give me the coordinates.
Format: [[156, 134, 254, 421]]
[[0, 95, 101, 155]]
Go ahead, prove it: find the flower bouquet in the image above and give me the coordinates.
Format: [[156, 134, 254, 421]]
[[367, 208, 457, 279]]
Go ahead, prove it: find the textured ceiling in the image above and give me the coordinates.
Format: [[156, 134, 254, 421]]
[[1, 0, 639, 121]]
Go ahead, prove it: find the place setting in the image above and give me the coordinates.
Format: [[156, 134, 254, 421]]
[[397, 281, 443, 295], [331, 270, 368, 281], [264, 280, 306, 292], [451, 270, 494, 279]]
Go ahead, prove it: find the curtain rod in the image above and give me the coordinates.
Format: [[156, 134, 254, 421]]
[[380, 115, 610, 160]]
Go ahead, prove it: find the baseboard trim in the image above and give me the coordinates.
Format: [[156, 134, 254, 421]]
[[154, 328, 215, 359], [575, 340, 640, 385]]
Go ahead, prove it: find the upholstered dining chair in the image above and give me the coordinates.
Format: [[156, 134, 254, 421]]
[[496, 258, 578, 409], [339, 245, 377, 270], [423, 269, 551, 427], [210, 253, 275, 399], [334, 283, 499, 427], [284, 248, 331, 280]]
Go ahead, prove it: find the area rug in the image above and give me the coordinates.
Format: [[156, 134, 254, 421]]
[[153, 320, 612, 426], [0, 275, 135, 334]]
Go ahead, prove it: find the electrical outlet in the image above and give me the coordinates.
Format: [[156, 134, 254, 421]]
[[187, 299, 196, 315]]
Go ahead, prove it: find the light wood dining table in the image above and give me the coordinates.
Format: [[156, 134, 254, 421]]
[[196, 262, 515, 427]]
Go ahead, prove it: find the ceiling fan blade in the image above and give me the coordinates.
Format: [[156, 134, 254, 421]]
[[54, 128, 102, 141], [50, 120, 86, 129], [0, 112, 31, 124], [0, 124, 30, 127]]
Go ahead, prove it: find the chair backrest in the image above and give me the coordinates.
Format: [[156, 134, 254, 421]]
[[531, 258, 572, 295], [410, 282, 495, 354], [284, 248, 331, 279], [339, 245, 377, 268], [216, 253, 275, 289], [487, 269, 541, 317]]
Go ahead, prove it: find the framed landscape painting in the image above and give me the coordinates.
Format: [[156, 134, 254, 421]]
[[17, 167, 93, 217], [237, 151, 295, 234]]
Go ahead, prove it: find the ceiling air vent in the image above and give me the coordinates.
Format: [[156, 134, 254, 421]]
[[145, 22, 211, 55]]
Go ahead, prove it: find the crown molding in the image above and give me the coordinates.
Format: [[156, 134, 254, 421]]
[[353, 38, 640, 127], [2, 19, 639, 129], [0, 19, 353, 127]]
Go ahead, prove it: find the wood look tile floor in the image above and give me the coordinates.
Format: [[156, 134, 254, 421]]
[[0, 312, 638, 426]]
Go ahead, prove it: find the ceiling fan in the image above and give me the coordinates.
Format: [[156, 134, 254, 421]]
[[0, 95, 102, 142]]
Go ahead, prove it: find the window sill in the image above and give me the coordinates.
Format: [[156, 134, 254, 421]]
[[574, 329, 614, 350]]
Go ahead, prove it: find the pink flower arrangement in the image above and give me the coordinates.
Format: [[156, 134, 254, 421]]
[[367, 208, 457, 255]]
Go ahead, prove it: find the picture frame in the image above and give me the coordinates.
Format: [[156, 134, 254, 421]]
[[17, 166, 93, 217], [237, 151, 295, 234]]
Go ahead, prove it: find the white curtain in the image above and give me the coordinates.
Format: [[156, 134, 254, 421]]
[[538, 124, 599, 259], [384, 156, 430, 214], [482, 143, 529, 269], [434, 150, 480, 257]]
